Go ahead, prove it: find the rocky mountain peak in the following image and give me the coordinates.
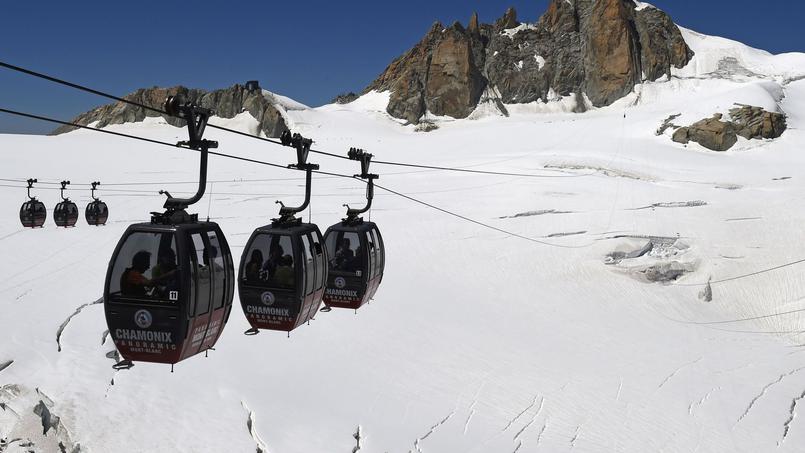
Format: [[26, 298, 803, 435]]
[[53, 83, 291, 137], [364, 0, 694, 124]]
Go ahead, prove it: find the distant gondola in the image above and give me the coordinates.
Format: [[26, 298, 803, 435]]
[[54, 180, 78, 228], [85, 181, 109, 226], [322, 148, 385, 311], [19, 178, 47, 228], [103, 97, 234, 369], [239, 131, 328, 334]]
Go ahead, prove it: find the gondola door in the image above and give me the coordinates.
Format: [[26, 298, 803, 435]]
[[297, 233, 318, 327], [180, 231, 214, 359], [309, 231, 327, 316], [198, 229, 234, 351], [366, 227, 384, 300]]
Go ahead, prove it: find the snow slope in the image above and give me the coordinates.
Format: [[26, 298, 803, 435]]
[[2, 29, 805, 453]]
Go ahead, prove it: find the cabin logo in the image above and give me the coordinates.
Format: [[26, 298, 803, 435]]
[[261, 291, 276, 306], [335, 277, 346, 289], [134, 309, 153, 329]]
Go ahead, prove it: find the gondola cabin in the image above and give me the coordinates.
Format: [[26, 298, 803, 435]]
[[239, 221, 327, 333], [104, 218, 235, 364], [86, 181, 109, 226], [54, 201, 79, 227], [322, 221, 385, 310], [54, 180, 78, 228], [20, 178, 46, 228], [20, 200, 47, 228], [85, 200, 109, 226]]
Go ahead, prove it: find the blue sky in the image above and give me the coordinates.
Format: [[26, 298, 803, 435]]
[[1, 0, 803, 134]]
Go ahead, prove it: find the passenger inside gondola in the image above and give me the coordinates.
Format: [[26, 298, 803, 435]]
[[274, 255, 295, 287], [245, 249, 263, 283], [261, 244, 284, 280], [121, 251, 153, 297], [334, 238, 355, 270], [152, 249, 179, 295], [204, 246, 225, 273]]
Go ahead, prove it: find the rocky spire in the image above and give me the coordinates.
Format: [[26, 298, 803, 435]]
[[468, 11, 480, 37], [495, 7, 519, 30]]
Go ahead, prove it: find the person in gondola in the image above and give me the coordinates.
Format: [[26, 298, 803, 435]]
[[245, 249, 264, 283], [273, 254, 295, 287], [334, 238, 355, 270], [204, 246, 225, 274], [152, 249, 179, 296], [261, 244, 284, 281], [120, 251, 153, 297]]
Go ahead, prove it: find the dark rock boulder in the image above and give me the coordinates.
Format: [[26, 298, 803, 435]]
[[672, 114, 738, 151], [671, 106, 787, 151], [53, 84, 289, 137], [729, 104, 787, 139]]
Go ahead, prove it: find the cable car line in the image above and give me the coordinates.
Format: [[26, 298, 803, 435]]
[[0, 60, 589, 180], [6, 101, 805, 265], [674, 258, 805, 287], [4, 67, 805, 337], [371, 181, 595, 250], [0, 105, 595, 251]]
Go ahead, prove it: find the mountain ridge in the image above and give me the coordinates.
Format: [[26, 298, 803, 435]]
[[364, 0, 693, 123]]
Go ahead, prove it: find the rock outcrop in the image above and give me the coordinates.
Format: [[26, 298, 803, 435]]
[[729, 104, 787, 140], [365, 0, 693, 123], [671, 106, 787, 151], [53, 83, 289, 137], [331, 92, 360, 104], [673, 114, 738, 152]]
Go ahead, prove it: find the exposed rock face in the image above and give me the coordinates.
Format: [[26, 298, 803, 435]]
[[583, 0, 642, 106], [671, 106, 787, 151], [425, 24, 485, 119], [634, 5, 693, 81], [366, 0, 693, 123], [53, 84, 289, 137]]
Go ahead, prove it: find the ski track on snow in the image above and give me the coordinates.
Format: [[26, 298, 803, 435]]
[[56, 297, 103, 352]]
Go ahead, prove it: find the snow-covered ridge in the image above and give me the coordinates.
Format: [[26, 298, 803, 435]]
[[676, 27, 805, 81]]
